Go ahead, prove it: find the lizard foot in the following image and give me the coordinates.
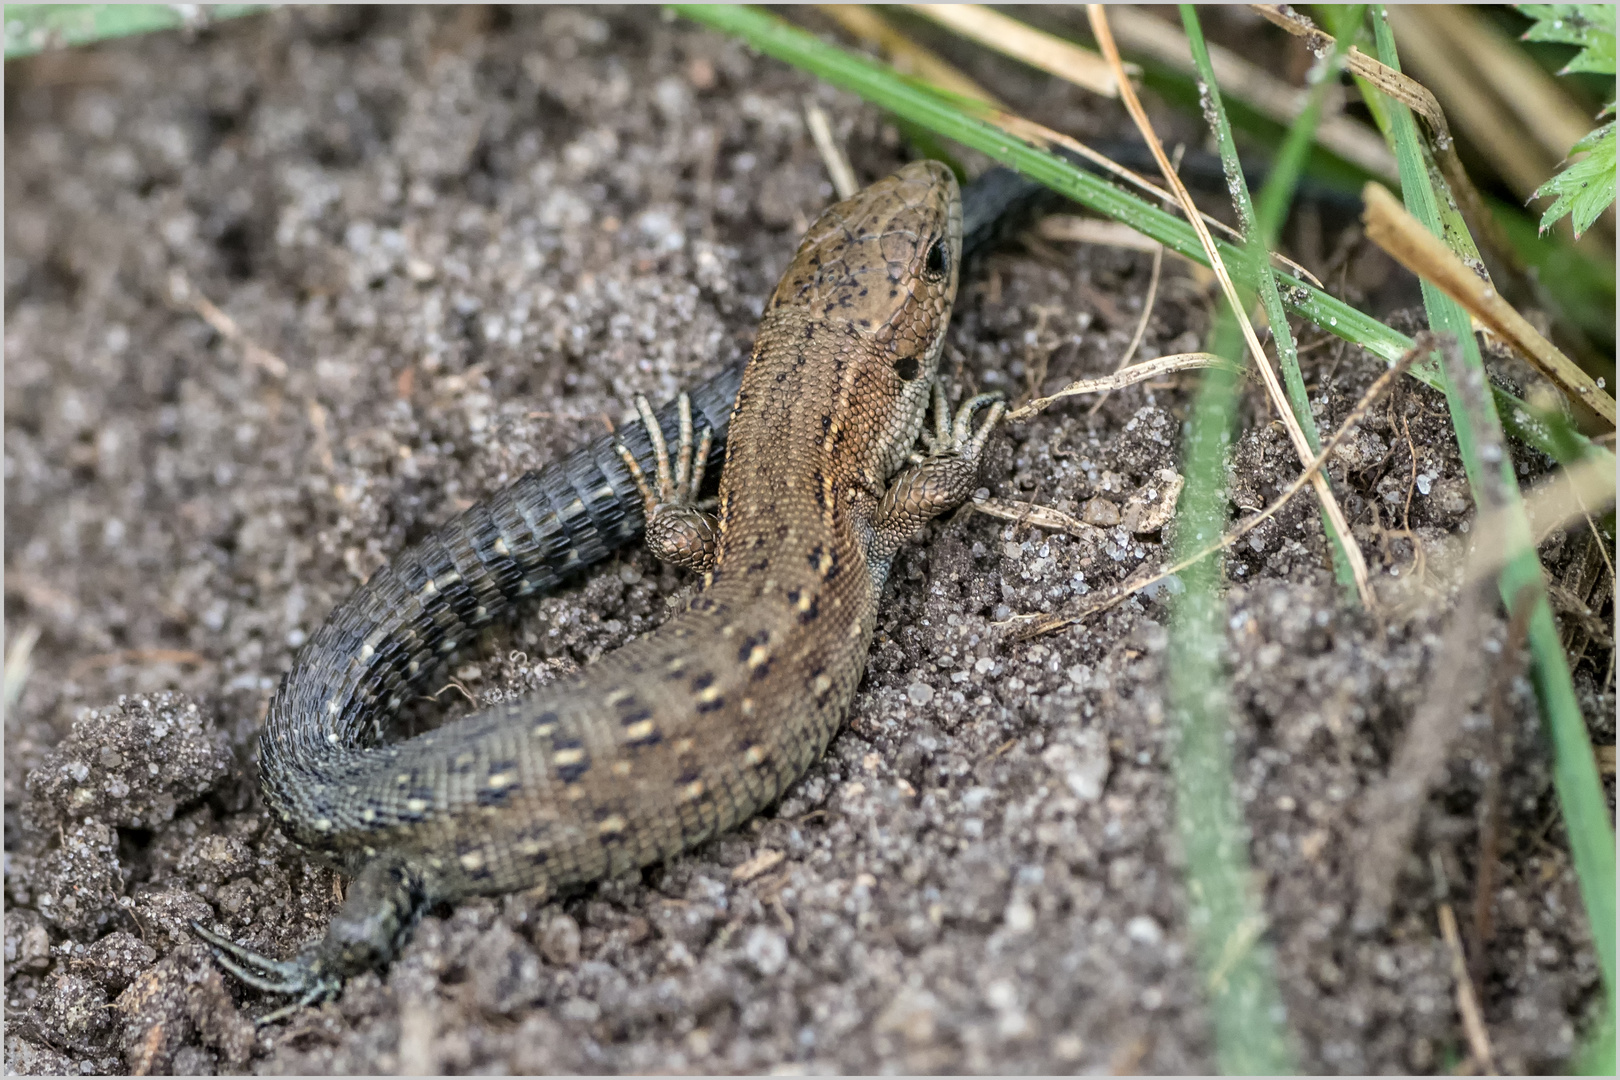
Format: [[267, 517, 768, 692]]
[[876, 386, 1004, 546], [190, 920, 341, 1025], [615, 392, 719, 572], [912, 382, 1004, 463]]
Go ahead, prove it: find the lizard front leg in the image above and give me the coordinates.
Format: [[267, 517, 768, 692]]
[[615, 392, 721, 573], [870, 388, 1004, 565]]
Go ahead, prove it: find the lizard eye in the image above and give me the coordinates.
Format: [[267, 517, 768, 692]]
[[922, 239, 948, 282]]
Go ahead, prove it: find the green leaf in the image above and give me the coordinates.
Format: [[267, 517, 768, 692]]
[[3, 4, 267, 60], [1517, 4, 1616, 75], [1534, 120, 1617, 236]]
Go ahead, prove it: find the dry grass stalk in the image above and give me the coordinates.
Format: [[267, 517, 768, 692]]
[[1250, 3, 1448, 136], [1411, 5, 1592, 163], [803, 99, 858, 200], [1440, 902, 1500, 1074], [1251, 3, 1525, 283], [168, 269, 289, 379], [1470, 453, 1617, 589], [1106, 5, 1397, 182], [971, 497, 1097, 539], [1036, 214, 1166, 253], [1087, 3, 1373, 608], [1362, 183, 1616, 428], [1090, 240, 1165, 416], [1351, 576, 1493, 932], [3, 624, 41, 712], [906, 3, 1121, 98], [987, 110, 1324, 288], [814, 5, 1002, 106], [1385, 6, 1580, 202]]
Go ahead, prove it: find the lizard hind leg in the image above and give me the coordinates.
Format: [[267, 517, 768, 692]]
[[192, 854, 428, 1024], [191, 920, 343, 1024], [615, 392, 720, 573]]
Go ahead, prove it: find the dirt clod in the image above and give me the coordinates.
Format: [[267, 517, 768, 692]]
[[24, 693, 233, 832]]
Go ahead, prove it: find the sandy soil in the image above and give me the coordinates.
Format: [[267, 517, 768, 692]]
[[5, 6, 1611, 1074]]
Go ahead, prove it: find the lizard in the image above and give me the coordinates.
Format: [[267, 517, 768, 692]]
[[193, 159, 1004, 1022], [224, 141, 1272, 631]]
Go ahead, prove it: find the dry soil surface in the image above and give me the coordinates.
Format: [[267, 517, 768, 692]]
[[5, 6, 1611, 1075]]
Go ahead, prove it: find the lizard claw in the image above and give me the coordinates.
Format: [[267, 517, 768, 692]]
[[614, 392, 713, 514], [190, 920, 341, 1025], [950, 392, 1005, 455], [918, 383, 1002, 460]]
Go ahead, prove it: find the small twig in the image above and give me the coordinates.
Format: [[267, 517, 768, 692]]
[[1004, 352, 1232, 422], [426, 679, 477, 705], [1256, 3, 1531, 292], [1106, 4, 1396, 182], [1012, 304, 1064, 411], [305, 398, 336, 475], [1352, 573, 1492, 932], [4, 624, 41, 712], [1473, 583, 1539, 980], [803, 99, 857, 201], [67, 648, 209, 680], [971, 496, 1097, 540], [1439, 902, 1499, 1074], [1250, 4, 1449, 140], [1036, 215, 1167, 254], [730, 848, 786, 884], [1206, 913, 1267, 995], [168, 269, 289, 379]]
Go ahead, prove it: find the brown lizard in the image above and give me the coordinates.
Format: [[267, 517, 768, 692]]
[[194, 160, 1003, 1021]]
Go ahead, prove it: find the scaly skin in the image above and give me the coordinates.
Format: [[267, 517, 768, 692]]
[[195, 160, 1002, 1020]]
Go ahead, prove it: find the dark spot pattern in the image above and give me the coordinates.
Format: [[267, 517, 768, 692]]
[[736, 630, 770, 664], [553, 737, 591, 783], [456, 842, 495, 880], [476, 784, 515, 808]]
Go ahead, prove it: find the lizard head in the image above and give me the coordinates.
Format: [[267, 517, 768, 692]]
[[764, 159, 963, 476]]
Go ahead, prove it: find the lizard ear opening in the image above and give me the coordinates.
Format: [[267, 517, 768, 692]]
[[922, 239, 948, 282], [894, 355, 921, 381]]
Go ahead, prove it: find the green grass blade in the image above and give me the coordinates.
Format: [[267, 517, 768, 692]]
[[669, 4, 1606, 473], [1371, 4, 1616, 1036], [1166, 313, 1296, 1074], [1180, 4, 1358, 600], [1255, 6, 1367, 246], [4, 4, 266, 60]]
